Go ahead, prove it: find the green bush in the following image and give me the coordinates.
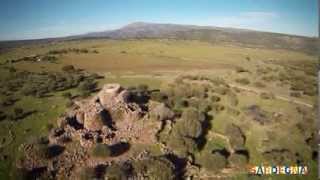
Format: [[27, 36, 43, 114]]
[[62, 65, 75, 72], [290, 91, 302, 97], [9, 107, 25, 120], [0, 111, 6, 121], [181, 108, 205, 122], [62, 92, 72, 99], [137, 84, 149, 92], [1, 96, 16, 106], [227, 92, 238, 106], [91, 144, 112, 157], [150, 91, 168, 102], [235, 67, 249, 73], [79, 80, 97, 94], [212, 104, 225, 113], [225, 124, 246, 150], [235, 78, 250, 85], [228, 153, 248, 167], [260, 92, 275, 99], [197, 151, 227, 172], [263, 149, 296, 164], [254, 81, 266, 88], [262, 75, 277, 82], [167, 130, 198, 156], [210, 95, 221, 102], [105, 164, 129, 180], [132, 157, 176, 180], [175, 118, 202, 138]]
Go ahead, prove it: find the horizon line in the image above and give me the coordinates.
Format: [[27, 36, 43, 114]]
[[0, 21, 318, 42]]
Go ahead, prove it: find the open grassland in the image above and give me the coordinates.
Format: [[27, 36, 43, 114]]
[[0, 39, 317, 179]]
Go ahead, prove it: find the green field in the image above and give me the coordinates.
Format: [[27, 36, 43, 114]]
[[0, 39, 317, 179]]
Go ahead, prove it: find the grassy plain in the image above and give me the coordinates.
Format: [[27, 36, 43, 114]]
[[0, 39, 317, 179]]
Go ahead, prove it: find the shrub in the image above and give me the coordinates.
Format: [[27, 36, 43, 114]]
[[175, 116, 203, 138], [188, 98, 211, 113], [212, 104, 225, 113], [235, 78, 250, 85], [227, 92, 238, 106], [263, 149, 296, 164], [150, 91, 168, 103], [235, 67, 249, 73], [62, 92, 72, 99], [89, 73, 104, 80], [62, 65, 75, 72], [228, 153, 248, 167], [1, 96, 16, 106], [190, 85, 207, 98], [9, 107, 25, 120], [290, 91, 302, 97], [260, 92, 275, 99], [181, 108, 206, 122], [0, 111, 6, 121], [105, 164, 130, 180], [210, 95, 221, 102], [132, 157, 176, 180], [197, 151, 227, 172], [137, 84, 148, 92], [79, 80, 97, 93], [225, 124, 246, 150], [254, 81, 266, 88], [91, 144, 112, 157], [262, 75, 277, 82], [167, 130, 198, 157]]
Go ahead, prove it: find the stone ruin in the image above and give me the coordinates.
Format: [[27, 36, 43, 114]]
[[49, 83, 158, 148]]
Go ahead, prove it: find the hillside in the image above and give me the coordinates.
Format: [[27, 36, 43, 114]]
[[77, 22, 318, 54], [1, 22, 318, 55]]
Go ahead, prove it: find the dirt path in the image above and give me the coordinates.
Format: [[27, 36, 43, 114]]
[[228, 83, 313, 108]]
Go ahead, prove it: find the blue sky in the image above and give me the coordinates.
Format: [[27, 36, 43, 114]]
[[0, 0, 318, 40]]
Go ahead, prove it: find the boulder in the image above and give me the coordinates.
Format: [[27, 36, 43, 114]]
[[83, 103, 107, 131]]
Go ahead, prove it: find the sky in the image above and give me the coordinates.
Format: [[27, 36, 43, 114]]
[[0, 0, 318, 40]]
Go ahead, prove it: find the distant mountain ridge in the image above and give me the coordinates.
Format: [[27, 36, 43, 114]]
[[1, 22, 318, 55], [75, 22, 317, 54]]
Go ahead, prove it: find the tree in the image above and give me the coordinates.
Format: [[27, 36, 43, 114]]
[[167, 129, 198, 157]]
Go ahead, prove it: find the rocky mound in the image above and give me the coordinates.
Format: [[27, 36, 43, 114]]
[[17, 84, 162, 179]]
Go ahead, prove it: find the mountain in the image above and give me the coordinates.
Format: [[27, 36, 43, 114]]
[[1, 22, 318, 55], [74, 22, 319, 55]]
